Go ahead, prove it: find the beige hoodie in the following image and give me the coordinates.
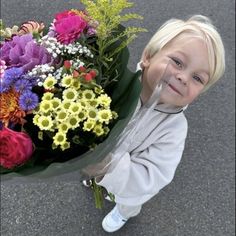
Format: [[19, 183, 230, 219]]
[[96, 95, 188, 206]]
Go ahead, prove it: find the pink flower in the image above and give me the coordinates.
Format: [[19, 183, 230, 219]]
[[0, 127, 34, 169], [54, 10, 87, 44]]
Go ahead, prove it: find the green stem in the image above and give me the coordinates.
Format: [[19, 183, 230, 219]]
[[91, 178, 104, 209]]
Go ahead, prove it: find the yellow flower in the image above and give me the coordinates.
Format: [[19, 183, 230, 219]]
[[51, 98, 61, 110], [53, 131, 67, 146], [112, 111, 118, 119], [97, 94, 111, 107], [61, 75, 73, 88], [63, 88, 78, 101], [83, 119, 96, 131], [42, 92, 54, 100], [37, 115, 53, 130], [58, 123, 69, 133], [78, 110, 87, 121], [82, 89, 95, 100], [89, 99, 99, 108], [61, 141, 70, 151], [67, 116, 80, 130], [71, 80, 81, 90], [93, 124, 104, 136], [103, 126, 110, 135], [56, 109, 68, 122], [39, 100, 53, 113], [94, 86, 104, 94], [97, 109, 112, 123], [61, 101, 71, 110], [33, 114, 40, 125], [79, 99, 89, 108], [87, 107, 97, 120], [43, 76, 57, 89], [69, 102, 82, 114]]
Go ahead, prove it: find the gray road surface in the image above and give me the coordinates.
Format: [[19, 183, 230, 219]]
[[0, 0, 235, 235]]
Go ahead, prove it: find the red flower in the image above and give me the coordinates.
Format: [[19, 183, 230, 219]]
[[73, 70, 79, 78], [85, 73, 92, 81], [54, 10, 87, 44], [89, 70, 97, 78], [0, 128, 34, 169], [64, 60, 71, 69]]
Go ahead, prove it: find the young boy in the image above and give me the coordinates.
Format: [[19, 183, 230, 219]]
[[83, 14, 225, 233]]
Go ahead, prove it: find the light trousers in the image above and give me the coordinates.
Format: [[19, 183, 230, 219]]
[[117, 203, 142, 219]]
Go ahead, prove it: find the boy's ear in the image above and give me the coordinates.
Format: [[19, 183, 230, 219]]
[[141, 51, 151, 67]]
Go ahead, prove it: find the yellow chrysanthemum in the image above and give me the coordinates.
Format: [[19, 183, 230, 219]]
[[61, 101, 71, 110], [53, 131, 67, 146], [67, 116, 80, 130], [83, 119, 96, 131], [82, 89, 95, 100], [33, 114, 40, 125], [42, 92, 54, 101], [56, 109, 68, 122], [51, 98, 61, 110], [103, 126, 110, 135], [71, 80, 81, 90], [58, 123, 69, 133], [112, 111, 118, 119], [69, 102, 82, 114], [61, 141, 70, 151], [43, 76, 57, 89], [37, 115, 53, 130], [77, 110, 87, 121], [94, 86, 104, 94], [89, 99, 99, 108], [87, 107, 98, 120], [63, 88, 78, 101], [93, 124, 104, 136], [61, 75, 73, 88], [97, 94, 111, 107], [79, 99, 89, 108], [97, 109, 112, 123], [39, 100, 53, 113]]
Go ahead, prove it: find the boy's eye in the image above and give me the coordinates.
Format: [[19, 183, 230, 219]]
[[193, 75, 203, 84], [171, 58, 182, 68]]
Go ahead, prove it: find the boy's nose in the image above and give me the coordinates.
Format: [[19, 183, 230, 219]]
[[176, 72, 188, 85]]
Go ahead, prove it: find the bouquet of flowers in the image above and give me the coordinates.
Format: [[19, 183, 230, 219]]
[[0, 0, 145, 186]]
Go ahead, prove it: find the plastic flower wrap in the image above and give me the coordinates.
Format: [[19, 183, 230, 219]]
[[0, 0, 146, 180]]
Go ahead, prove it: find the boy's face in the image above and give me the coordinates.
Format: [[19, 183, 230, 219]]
[[141, 35, 210, 107]]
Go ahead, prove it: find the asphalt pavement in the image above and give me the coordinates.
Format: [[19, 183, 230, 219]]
[[0, 0, 235, 235]]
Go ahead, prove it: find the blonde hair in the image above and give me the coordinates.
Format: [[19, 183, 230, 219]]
[[142, 15, 225, 92]]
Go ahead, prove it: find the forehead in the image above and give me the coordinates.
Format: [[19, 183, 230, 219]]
[[164, 33, 208, 53]]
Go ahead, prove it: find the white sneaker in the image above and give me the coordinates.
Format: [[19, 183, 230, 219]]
[[102, 205, 128, 233], [82, 179, 92, 188]]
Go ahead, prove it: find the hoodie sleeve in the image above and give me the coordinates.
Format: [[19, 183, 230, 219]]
[[97, 117, 188, 206]]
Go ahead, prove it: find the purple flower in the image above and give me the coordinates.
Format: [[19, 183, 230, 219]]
[[19, 91, 39, 111], [0, 67, 23, 93], [0, 34, 52, 72], [14, 79, 32, 93]]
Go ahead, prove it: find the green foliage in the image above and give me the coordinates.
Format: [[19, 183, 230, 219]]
[[81, 0, 147, 88]]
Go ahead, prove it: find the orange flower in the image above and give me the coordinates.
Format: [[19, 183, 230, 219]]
[[18, 20, 45, 36], [0, 89, 26, 127]]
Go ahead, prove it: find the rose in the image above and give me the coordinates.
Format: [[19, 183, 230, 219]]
[[0, 127, 34, 169], [54, 10, 87, 44]]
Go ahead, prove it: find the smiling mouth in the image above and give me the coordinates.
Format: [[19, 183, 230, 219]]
[[163, 80, 182, 95]]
